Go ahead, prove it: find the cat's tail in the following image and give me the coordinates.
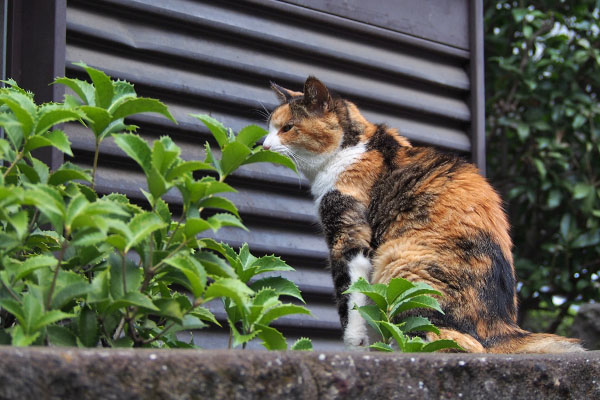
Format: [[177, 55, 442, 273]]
[[487, 330, 585, 354], [428, 328, 585, 354]]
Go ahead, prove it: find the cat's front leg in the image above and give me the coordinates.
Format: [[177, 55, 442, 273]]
[[320, 190, 373, 350]]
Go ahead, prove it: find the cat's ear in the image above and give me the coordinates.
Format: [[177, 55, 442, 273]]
[[270, 81, 302, 103], [303, 76, 332, 114]]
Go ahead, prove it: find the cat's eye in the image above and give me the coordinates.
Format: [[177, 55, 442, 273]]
[[280, 123, 294, 133]]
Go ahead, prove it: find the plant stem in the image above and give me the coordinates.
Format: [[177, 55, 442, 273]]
[[91, 138, 100, 190], [112, 316, 126, 341], [2, 150, 23, 179], [0, 279, 22, 303], [121, 251, 127, 295], [45, 240, 68, 311], [142, 298, 204, 345]]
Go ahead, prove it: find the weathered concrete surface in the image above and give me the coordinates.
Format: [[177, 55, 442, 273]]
[[0, 347, 598, 400]]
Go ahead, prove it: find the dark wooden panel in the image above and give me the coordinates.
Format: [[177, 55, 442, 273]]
[[59, 0, 479, 350], [281, 0, 470, 50]]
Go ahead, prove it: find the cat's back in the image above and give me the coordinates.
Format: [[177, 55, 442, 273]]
[[365, 142, 513, 282]]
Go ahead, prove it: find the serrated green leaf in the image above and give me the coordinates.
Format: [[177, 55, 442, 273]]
[[147, 166, 168, 200], [11, 325, 40, 347], [236, 125, 267, 147], [207, 213, 247, 231], [0, 299, 24, 326], [113, 133, 152, 174], [8, 210, 28, 240], [203, 142, 222, 176], [380, 321, 407, 351], [356, 305, 385, 338], [35, 106, 85, 135], [220, 141, 251, 177], [250, 276, 304, 303], [228, 318, 260, 348], [53, 77, 95, 105], [166, 160, 215, 181], [23, 185, 65, 231], [164, 254, 207, 297], [193, 114, 229, 149], [51, 282, 90, 309], [291, 337, 313, 351], [242, 149, 297, 173], [22, 292, 44, 334], [204, 278, 253, 314], [258, 304, 311, 326], [400, 316, 440, 335], [343, 277, 387, 310], [25, 129, 74, 156], [195, 251, 236, 278], [198, 196, 240, 218], [369, 342, 394, 352], [0, 92, 35, 136], [386, 277, 415, 305], [48, 162, 92, 186], [154, 298, 184, 324], [109, 292, 160, 312], [88, 268, 110, 303], [111, 97, 176, 123], [390, 295, 444, 318], [255, 323, 287, 350], [80, 105, 111, 137], [108, 253, 142, 298], [33, 310, 75, 332], [191, 307, 221, 327], [184, 217, 213, 238], [75, 62, 115, 108], [126, 212, 167, 251], [16, 254, 57, 281], [47, 325, 77, 347]]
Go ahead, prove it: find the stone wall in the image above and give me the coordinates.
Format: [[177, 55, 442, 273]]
[[0, 347, 598, 399]]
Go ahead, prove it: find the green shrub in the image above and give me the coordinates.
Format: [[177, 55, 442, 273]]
[[344, 278, 462, 352], [485, 1, 600, 333], [0, 64, 312, 350]]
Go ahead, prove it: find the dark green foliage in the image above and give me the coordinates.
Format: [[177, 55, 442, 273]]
[[485, 1, 600, 333], [0, 64, 311, 350]]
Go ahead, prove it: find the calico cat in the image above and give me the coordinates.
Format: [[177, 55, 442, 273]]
[[263, 76, 584, 353]]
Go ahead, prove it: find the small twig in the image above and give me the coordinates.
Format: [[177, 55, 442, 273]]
[[2, 150, 24, 179], [112, 316, 126, 341], [1, 279, 22, 303], [121, 251, 127, 295], [45, 240, 68, 311], [91, 138, 100, 190]]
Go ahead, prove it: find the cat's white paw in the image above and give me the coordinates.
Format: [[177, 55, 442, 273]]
[[343, 310, 370, 350]]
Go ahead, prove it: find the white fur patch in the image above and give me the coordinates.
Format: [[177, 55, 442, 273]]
[[263, 121, 283, 151], [311, 142, 366, 206], [344, 253, 372, 349]]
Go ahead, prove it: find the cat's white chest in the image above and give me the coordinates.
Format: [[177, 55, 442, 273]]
[[310, 143, 367, 207]]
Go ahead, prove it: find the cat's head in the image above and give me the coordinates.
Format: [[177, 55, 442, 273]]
[[264, 77, 345, 176]]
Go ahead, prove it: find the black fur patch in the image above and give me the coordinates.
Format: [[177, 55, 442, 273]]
[[366, 125, 400, 167], [336, 101, 362, 148], [456, 232, 516, 323], [330, 258, 351, 328], [318, 190, 360, 248], [367, 148, 466, 249]]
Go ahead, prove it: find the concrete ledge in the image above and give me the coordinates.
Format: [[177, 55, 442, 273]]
[[0, 347, 599, 399]]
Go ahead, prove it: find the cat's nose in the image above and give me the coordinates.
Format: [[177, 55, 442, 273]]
[[263, 141, 271, 150]]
